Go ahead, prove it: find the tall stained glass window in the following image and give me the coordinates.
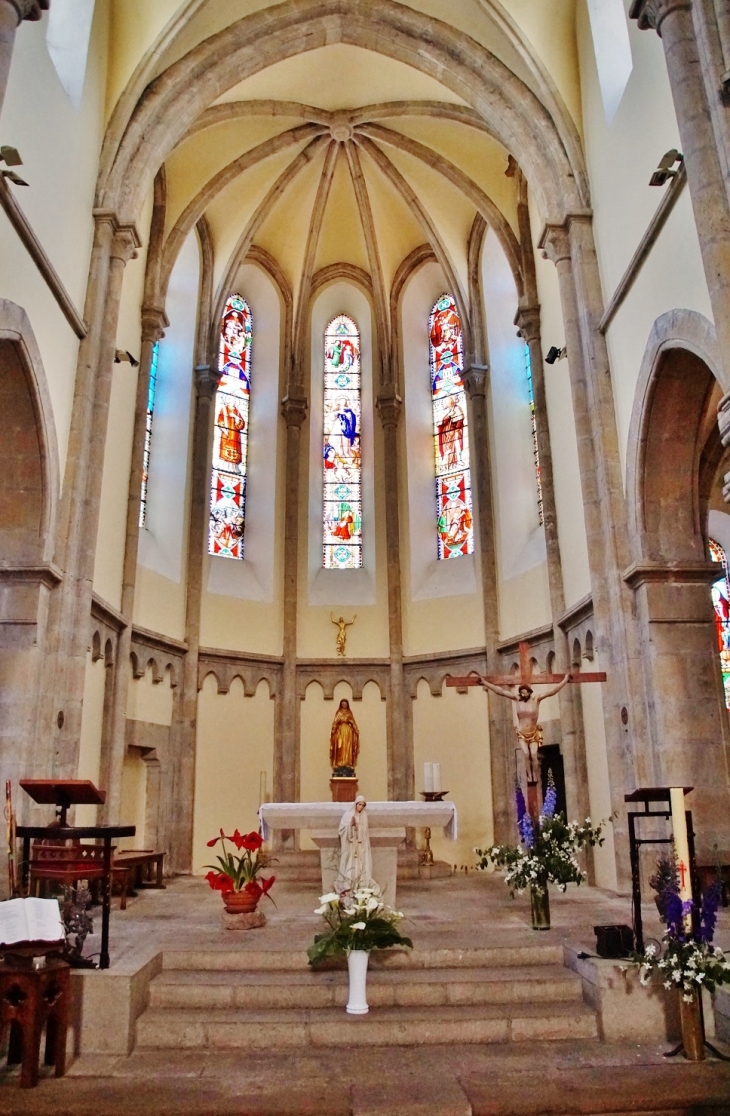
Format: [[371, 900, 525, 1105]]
[[524, 344, 544, 526], [322, 315, 362, 569], [139, 340, 159, 528], [208, 294, 252, 560], [709, 538, 730, 709], [429, 294, 474, 560]]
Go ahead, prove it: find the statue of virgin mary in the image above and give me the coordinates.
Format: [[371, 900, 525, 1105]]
[[329, 698, 360, 774], [336, 796, 374, 893]]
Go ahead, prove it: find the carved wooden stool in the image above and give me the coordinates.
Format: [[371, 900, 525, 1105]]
[[0, 958, 69, 1087]]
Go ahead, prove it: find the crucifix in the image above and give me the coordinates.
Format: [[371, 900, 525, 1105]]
[[446, 642, 606, 818]]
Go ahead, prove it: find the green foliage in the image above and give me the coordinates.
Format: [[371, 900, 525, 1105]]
[[307, 889, 413, 967], [475, 814, 604, 895]]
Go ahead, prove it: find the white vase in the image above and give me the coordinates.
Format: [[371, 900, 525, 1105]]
[[346, 949, 369, 1014]]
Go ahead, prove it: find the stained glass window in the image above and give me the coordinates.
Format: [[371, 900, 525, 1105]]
[[322, 315, 362, 569], [524, 344, 544, 526], [429, 294, 474, 560], [709, 538, 730, 709], [139, 340, 159, 528], [208, 294, 252, 560]]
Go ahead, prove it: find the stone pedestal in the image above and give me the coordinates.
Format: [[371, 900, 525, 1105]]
[[221, 910, 266, 931], [330, 777, 358, 802], [310, 827, 406, 907]]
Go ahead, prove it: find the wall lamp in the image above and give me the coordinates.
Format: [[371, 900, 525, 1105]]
[[545, 346, 566, 365], [0, 145, 28, 186], [114, 349, 139, 367], [649, 149, 683, 187]]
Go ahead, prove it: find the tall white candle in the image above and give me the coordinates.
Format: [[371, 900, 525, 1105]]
[[669, 787, 692, 908], [424, 763, 434, 793], [432, 763, 442, 794]]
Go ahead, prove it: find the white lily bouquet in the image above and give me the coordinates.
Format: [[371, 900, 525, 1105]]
[[307, 887, 412, 967]]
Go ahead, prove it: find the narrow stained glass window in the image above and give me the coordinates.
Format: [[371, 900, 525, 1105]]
[[429, 294, 474, 560], [139, 340, 159, 528], [709, 538, 730, 709], [524, 344, 544, 526], [323, 315, 362, 569], [208, 294, 252, 560]]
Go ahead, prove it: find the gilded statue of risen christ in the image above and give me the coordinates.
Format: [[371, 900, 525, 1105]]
[[330, 698, 360, 771]]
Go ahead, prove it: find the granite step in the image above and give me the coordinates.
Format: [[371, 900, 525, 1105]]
[[135, 1000, 599, 1049], [162, 943, 565, 971], [149, 964, 584, 1010]]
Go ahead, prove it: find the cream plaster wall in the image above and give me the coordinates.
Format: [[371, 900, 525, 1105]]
[[126, 667, 174, 726], [482, 227, 551, 638], [299, 680, 388, 850], [299, 281, 389, 657], [576, 1, 712, 481], [400, 261, 485, 655], [530, 191, 592, 610], [578, 650, 618, 890], [412, 679, 492, 866], [76, 650, 106, 826], [201, 262, 285, 655], [134, 227, 198, 640], [192, 675, 275, 874], [0, 1, 109, 479]]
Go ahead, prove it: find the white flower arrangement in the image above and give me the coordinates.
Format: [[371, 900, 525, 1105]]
[[308, 887, 411, 966]]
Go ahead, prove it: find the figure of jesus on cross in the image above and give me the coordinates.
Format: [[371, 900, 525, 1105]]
[[446, 641, 606, 818]]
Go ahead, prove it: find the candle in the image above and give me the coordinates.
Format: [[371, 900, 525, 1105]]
[[424, 763, 434, 793], [669, 787, 692, 907], [432, 763, 442, 794]]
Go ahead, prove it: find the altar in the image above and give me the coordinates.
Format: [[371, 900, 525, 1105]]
[[259, 801, 457, 906]]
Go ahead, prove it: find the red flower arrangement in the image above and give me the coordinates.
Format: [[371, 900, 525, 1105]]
[[204, 828, 275, 902]]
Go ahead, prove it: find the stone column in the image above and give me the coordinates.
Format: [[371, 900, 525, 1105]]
[[0, 0, 47, 121], [42, 211, 140, 780], [277, 394, 307, 845], [171, 362, 217, 873], [631, 0, 730, 389], [539, 218, 647, 883], [376, 389, 411, 802], [460, 364, 510, 840], [100, 307, 168, 825], [513, 305, 590, 828]]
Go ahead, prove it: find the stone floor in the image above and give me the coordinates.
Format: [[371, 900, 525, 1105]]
[[1, 873, 729, 1114]]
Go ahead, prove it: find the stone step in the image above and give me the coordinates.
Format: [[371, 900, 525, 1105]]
[[136, 1000, 599, 1049], [162, 943, 565, 971], [149, 964, 584, 1010]]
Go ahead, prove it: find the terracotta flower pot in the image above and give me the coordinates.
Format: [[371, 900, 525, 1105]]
[[222, 890, 259, 915]]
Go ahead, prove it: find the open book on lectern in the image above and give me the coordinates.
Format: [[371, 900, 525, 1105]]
[[0, 898, 64, 946]]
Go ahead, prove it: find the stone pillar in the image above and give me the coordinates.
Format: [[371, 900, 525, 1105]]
[[376, 389, 411, 802], [460, 364, 510, 840], [513, 305, 590, 829], [0, 0, 47, 121], [277, 394, 307, 845], [631, 0, 730, 389], [100, 307, 168, 825], [172, 362, 217, 873], [42, 211, 140, 781], [539, 217, 648, 883]]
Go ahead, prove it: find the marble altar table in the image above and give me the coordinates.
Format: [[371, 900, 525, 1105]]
[[259, 801, 457, 905]]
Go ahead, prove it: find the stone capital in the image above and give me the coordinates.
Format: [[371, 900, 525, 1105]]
[[194, 364, 218, 400], [281, 394, 308, 428], [3, 0, 49, 23], [629, 0, 691, 33], [141, 306, 169, 345], [514, 304, 541, 346], [537, 222, 571, 267], [375, 391, 403, 428], [461, 365, 489, 400], [92, 209, 142, 265]]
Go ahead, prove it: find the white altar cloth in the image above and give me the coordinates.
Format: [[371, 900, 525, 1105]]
[[259, 800, 457, 842]]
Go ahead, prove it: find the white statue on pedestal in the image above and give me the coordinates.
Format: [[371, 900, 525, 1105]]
[[337, 795, 374, 893]]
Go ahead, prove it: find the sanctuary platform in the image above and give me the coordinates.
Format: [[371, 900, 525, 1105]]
[[3, 874, 729, 1115]]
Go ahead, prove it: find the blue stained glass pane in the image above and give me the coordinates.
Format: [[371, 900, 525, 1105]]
[[139, 340, 159, 528], [524, 344, 544, 526]]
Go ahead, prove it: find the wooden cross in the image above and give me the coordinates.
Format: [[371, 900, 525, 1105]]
[[445, 641, 606, 690]]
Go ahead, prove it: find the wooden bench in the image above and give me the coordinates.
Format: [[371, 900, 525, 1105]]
[[113, 850, 166, 891]]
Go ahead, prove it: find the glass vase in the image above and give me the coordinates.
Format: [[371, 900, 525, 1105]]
[[679, 988, 705, 1061], [530, 885, 551, 930]]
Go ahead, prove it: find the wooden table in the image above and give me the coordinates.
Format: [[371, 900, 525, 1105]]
[[16, 826, 135, 970], [0, 957, 69, 1087]]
